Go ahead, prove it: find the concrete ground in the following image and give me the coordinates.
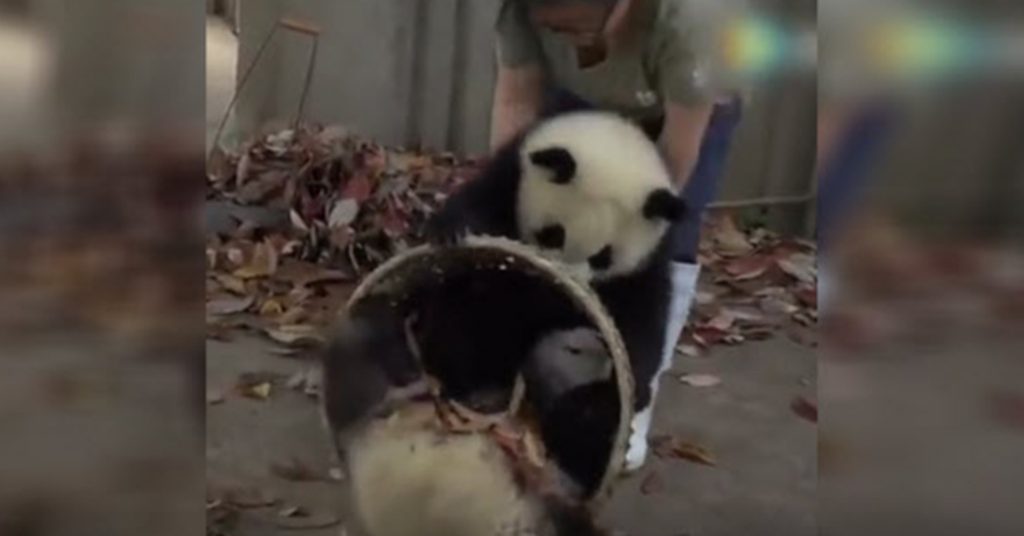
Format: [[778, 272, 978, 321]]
[[206, 333, 817, 536]]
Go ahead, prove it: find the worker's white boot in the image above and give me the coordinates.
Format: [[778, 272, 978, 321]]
[[624, 261, 702, 471]]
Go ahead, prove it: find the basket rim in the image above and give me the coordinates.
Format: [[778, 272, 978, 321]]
[[344, 236, 635, 503]]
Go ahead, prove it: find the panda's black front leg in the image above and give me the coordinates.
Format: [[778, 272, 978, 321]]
[[425, 143, 522, 246], [423, 206, 469, 246]]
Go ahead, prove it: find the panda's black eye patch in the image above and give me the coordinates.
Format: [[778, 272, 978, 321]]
[[529, 147, 577, 184], [588, 245, 613, 271], [534, 225, 566, 249]]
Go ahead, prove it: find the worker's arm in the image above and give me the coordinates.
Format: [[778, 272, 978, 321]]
[[490, 64, 544, 150], [659, 101, 714, 190]]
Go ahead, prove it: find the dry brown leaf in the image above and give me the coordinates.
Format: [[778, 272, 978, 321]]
[[244, 382, 272, 400], [522, 429, 547, 468], [206, 247, 218, 270], [235, 371, 284, 400], [327, 198, 360, 229], [213, 485, 278, 509], [213, 273, 248, 295], [677, 373, 722, 388], [724, 255, 774, 281], [264, 324, 324, 347], [791, 396, 818, 422], [675, 343, 701, 358], [206, 295, 255, 316], [277, 505, 309, 518], [705, 310, 735, 331], [235, 152, 253, 187], [640, 471, 664, 495], [226, 247, 245, 266], [273, 513, 341, 531], [777, 253, 816, 284], [233, 240, 280, 279], [270, 457, 324, 482], [259, 299, 285, 316], [650, 436, 717, 466]]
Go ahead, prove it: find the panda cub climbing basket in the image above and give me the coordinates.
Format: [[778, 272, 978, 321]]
[[343, 236, 635, 502]]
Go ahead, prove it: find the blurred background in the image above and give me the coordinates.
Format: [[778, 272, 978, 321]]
[[0, 1, 203, 535]]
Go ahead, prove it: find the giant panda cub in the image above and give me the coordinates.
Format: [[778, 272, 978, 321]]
[[426, 111, 686, 471], [321, 296, 608, 536]]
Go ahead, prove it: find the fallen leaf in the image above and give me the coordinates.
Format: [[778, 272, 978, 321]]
[[213, 273, 248, 295], [226, 247, 245, 266], [705, 311, 735, 331], [237, 170, 288, 204], [277, 505, 309, 518], [327, 198, 360, 229], [794, 286, 817, 309], [235, 371, 285, 401], [723, 333, 745, 345], [522, 429, 547, 469], [270, 457, 324, 482], [708, 214, 753, 256], [677, 373, 721, 388], [640, 471, 664, 495], [650, 436, 717, 466], [776, 253, 817, 284], [273, 513, 341, 531], [289, 208, 310, 233], [218, 486, 278, 509], [791, 396, 818, 422], [342, 174, 373, 202], [259, 299, 285, 317], [285, 367, 322, 398], [207, 147, 235, 184], [233, 240, 279, 279], [675, 344, 701, 358], [264, 324, 324, 347], [235, 152, 253, 187], [792, 311, 816, 326], [206, 295, 255, 316], [244, 382, 272, 401], [723, 255, 774, 281], [760, 296, 800, 316]]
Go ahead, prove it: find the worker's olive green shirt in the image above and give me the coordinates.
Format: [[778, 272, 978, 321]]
[[496, 0, 714, 121]]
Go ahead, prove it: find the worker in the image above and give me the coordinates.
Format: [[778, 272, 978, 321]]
[[491, 0, 744, 469]]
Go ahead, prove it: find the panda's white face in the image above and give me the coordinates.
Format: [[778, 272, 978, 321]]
[[515, 112, 686, 280]]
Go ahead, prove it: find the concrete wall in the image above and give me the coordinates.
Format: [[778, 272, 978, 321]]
[[231, 0, 818, 232], [233, 0, 500, 154]]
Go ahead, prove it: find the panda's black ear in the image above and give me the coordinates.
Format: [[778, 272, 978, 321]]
[[643, 188, 687, 222], [529, 147, 577, 184]]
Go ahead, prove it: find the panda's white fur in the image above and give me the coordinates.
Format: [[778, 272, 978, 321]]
[[322, 302, 604, 536], [345, 403, 545, 536], [515, 112, 676, 280]]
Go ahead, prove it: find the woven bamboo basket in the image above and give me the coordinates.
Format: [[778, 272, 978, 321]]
[[341, 236, 634, 502]]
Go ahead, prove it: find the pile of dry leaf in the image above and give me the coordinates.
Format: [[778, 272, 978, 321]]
[[678, 216, 818, 356], [206, 124, 476, 345], [206, 124, 818, 353]]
